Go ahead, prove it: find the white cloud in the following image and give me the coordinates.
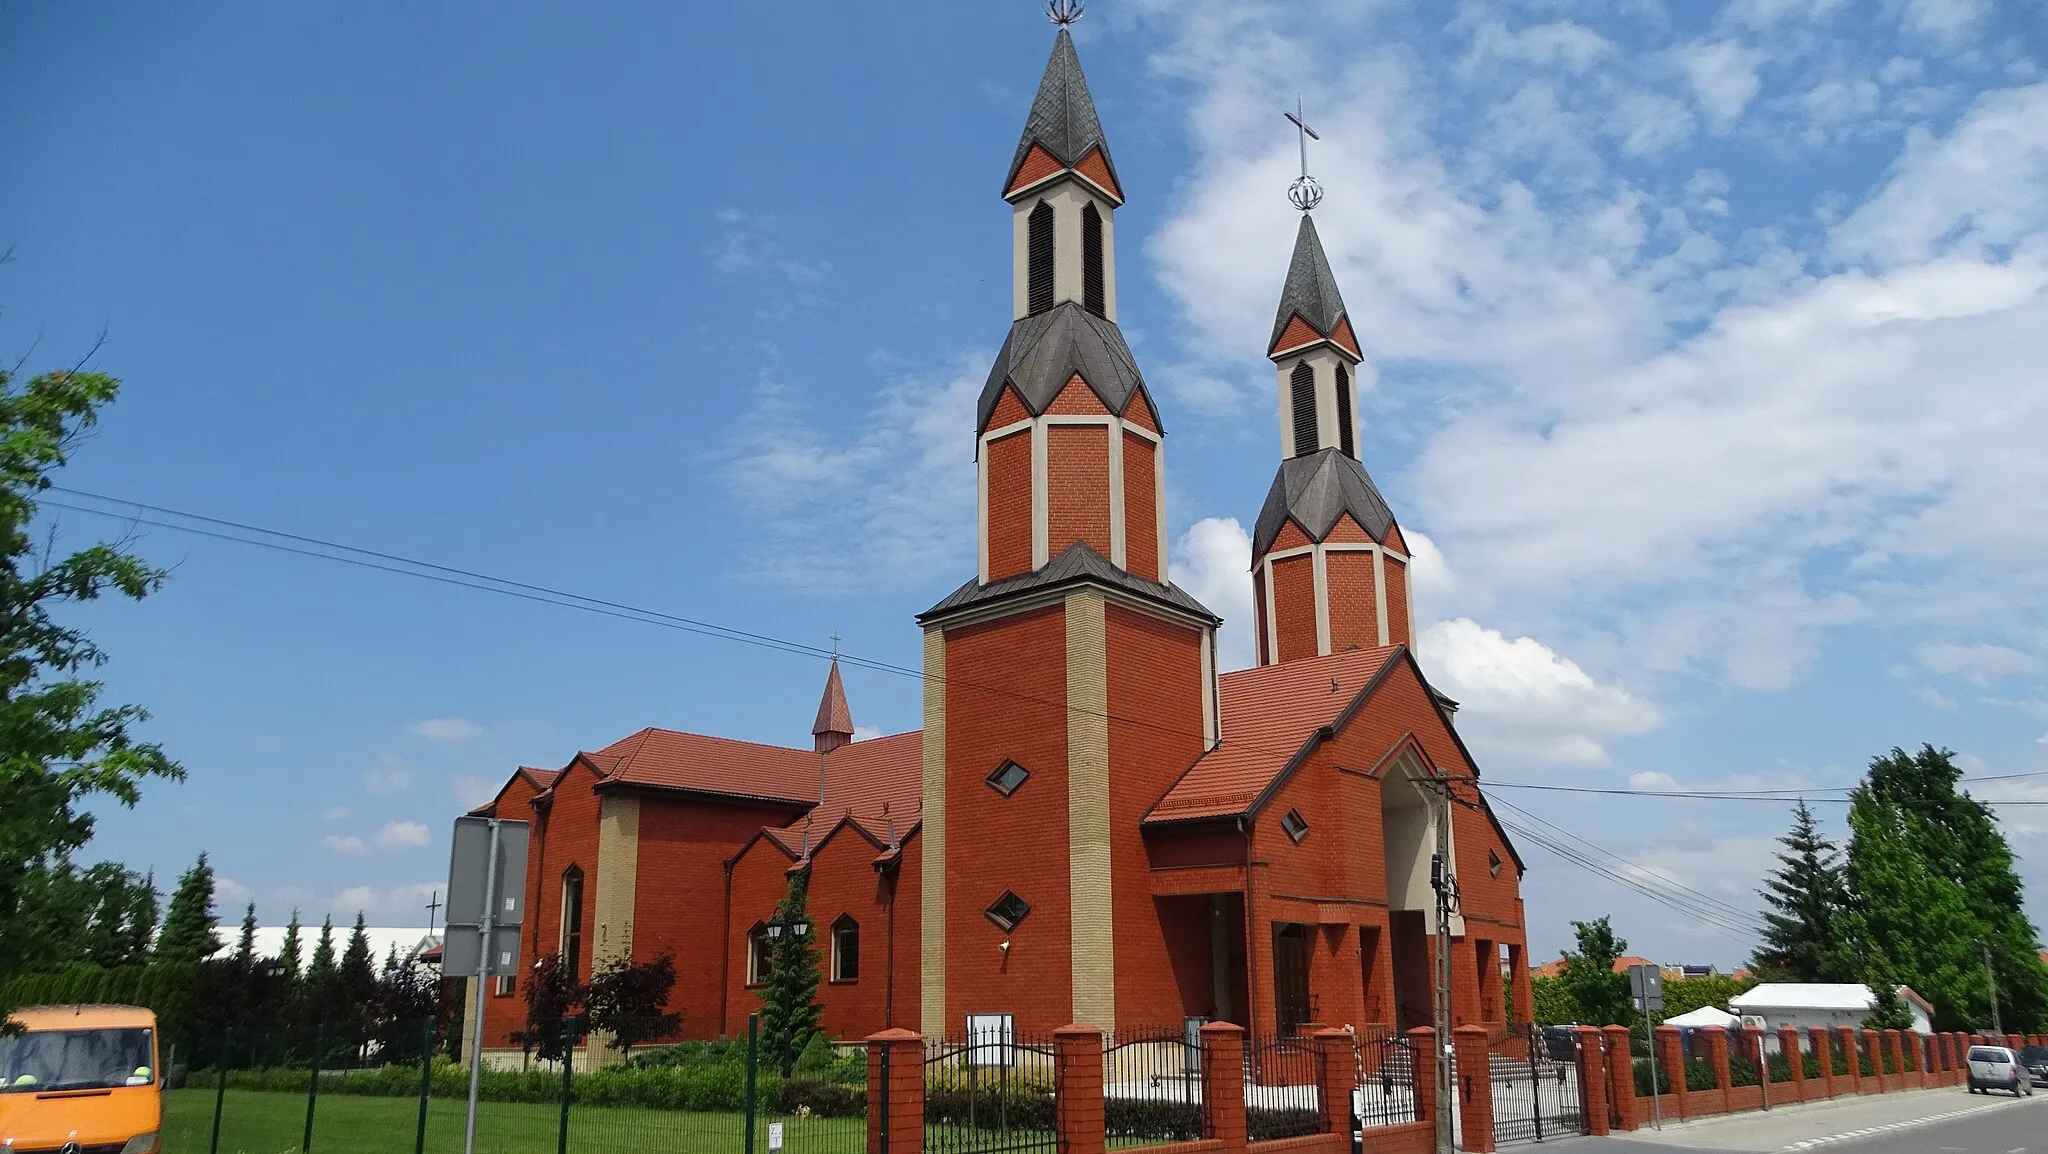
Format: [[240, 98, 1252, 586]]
[[319, 806, 351, 823], [322, 835, 366, 855], [325, 882, 442, 923], [1417, 618, 1662, 765], [1678, 40, 1762, 131], [365, 760, 413, 795], [1172, 517, 1256, 670], [216, 876, 253, 904], [709, 208, 829, 291], [851, 725, 882, 742], [718, 354, 980, 591], [1629, 770, 1682, 792], [1898, 0, 1988, 45], [1915, 641, 2042, 686], [374, 821, 432, 850], [409, 717, 482, 742]]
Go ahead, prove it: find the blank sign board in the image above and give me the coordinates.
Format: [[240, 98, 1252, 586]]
[[446, 816, 528, 927], [442, 925, 523, 977], [1629, 964, 1664, 1010]]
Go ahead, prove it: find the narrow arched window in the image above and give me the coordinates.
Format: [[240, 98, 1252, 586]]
[[747, 922, 771, 985], [559, 865, 585, 983], [1081, 202, 1105, 316], [1335, 364, 1355, 458], [1290, 362, 1319, 456], [1028, 201, 1056, 315], [830, 915, 860, 982]]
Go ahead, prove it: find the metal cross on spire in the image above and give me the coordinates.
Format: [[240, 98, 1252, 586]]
[[1043, 0, 1084, 27], [1284, 96, 1325, 211], [829, 631, 841, 657]]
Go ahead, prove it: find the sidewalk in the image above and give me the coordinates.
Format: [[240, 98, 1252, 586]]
[[1584, 1084, 2024, 1151]]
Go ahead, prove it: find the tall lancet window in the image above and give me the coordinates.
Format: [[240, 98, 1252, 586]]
[[1335, 364, 1355, 458], [1081, 202, 1105, 316], [1028, 201, 1056, 315], [1290, 362, 1319, 456]]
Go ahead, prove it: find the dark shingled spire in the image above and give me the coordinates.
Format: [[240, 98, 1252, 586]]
[[1269, 215, 1350, 354], [812, 660, 853, 755], [1252, 448, 1397, 560], [977, 301, 1156, 434], [1005, 28, 1120, 196]]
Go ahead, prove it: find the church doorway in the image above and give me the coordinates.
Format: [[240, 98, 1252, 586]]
[[1272, 922, 1310, 1035], [1381, 755, 1441, 1031], [1388, 910, 1431, 1030]]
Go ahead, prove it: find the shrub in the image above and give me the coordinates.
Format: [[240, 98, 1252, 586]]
[[1103, 1097, 1201, 1141], [924, 1088, 1054, 1132], [1246, 1107, 1321, 1141], [779, 1077, 865, 1118]]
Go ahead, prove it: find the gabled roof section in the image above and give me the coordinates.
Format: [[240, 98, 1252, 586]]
[[1147, 647, 1402, 823], [1269, 215, 1351, 357], [593, 727, 818, 806], [813, 660, 853, 738], [919, 540, 1218, 625], [1005, 29, 1122, 203], [1252, 448, 1397, 559], [978, 302, 1153, 435]]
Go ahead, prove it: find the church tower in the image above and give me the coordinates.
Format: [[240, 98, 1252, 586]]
[[918, 21, 1221, 1037], [1252, 213, 1416, 664]]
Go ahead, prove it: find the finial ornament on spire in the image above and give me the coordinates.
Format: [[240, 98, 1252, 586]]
[[1284, 96, 1324, 211], [1044, 0, 1084, 27]]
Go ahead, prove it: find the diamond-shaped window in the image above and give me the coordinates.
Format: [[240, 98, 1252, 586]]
[[1280, 809, 1310, 843], [986, 891, 1032, 933], [1488, 849, 1504, 878], [986, 759, 1031, 797]]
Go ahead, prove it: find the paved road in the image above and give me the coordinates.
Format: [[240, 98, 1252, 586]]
[[1512, 1086, 2046, 1154]]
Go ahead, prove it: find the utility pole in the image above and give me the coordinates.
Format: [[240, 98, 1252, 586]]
[[1983, 940, 2004, 1037], [1427, 777, 1456, 1154]]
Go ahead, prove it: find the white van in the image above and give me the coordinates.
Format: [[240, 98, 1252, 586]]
[[1966, 1045, 2033, 1097]]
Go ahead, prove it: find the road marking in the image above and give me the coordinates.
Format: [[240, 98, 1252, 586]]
[[1781, 1100, 2019, 1150]]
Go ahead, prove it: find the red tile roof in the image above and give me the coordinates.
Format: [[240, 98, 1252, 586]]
[[1146, 646, 1402, 823], [591, 728, 819, 804], [1530, 955, 1656, 979], [813, 661, 854, 737]]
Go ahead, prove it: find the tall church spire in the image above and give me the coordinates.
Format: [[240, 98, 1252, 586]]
[[812, 659, 853, 755], [1251, 210, 1414, 665], [1005, 29, 1124, 207]]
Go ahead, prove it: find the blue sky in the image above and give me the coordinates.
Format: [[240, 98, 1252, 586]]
[[4, 0, 2046, 968]]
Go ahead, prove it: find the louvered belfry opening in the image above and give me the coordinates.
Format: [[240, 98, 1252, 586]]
[[1335, 363, 1355, 458], [1290, 361, 1318, 455], [1028, 201, 1056, 315], [1081, 201, 1105, 316]]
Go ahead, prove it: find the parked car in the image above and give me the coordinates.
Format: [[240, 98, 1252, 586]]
[[1966, 1045, 2034, 1096], [1541, 1024, 1579, 1063], [2019, 1045, 2048, 1088]]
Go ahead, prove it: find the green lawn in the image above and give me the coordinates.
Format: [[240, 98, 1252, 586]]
[[164, 1089, 866, 1154]]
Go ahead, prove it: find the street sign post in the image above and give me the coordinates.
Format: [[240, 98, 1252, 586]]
[[1629, 965, 1664, 1130], [446, 816, 529, 1154]]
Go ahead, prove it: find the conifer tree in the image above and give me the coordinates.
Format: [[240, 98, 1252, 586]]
[[121, 870, 159, 962], [154, 852, 220, 962], [234, 903, 258, 967], [757, 873, 822, 1076], [1751, 801, 1850, 981], [278, 911, 304, 983], [306, 917, 337, 1021], [340, 913, 377, 1016]]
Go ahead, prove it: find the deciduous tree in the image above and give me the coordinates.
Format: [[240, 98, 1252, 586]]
[[586, 953, 681, 1056], [1559, 917, 1634, 1027]]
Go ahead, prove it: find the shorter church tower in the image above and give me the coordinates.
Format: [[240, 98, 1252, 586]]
[[1253, 214, 1416, 664]]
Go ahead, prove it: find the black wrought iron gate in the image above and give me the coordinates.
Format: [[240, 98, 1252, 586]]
[[1490, 1026, 1588, 1145]]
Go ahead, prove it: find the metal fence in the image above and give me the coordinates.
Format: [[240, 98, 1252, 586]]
[[1488, 1025, 1584, 1145], [1102, 1027, 1202, 1148], [1352, 1027, 1419, 1129], [165, 1015, 866, 1154], [1243, 1034, 1321, 1141], [922, 1028, 1058, 1154]]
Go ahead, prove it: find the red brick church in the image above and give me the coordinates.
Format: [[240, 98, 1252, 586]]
[[467, 26, 1533, 1063]]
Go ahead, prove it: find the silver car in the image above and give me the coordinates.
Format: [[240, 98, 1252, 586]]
[[1967, 1045, 2034, 1096]]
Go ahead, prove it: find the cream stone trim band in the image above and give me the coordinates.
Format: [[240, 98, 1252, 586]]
[[1064, 591, 1115, 1028], [919, 626, 947, 1039]]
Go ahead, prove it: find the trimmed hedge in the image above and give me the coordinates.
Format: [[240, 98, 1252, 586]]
[[1246, 1107, 1322, 1141], [200, 1058, 861, 1115], [1104, 1097, 1201, 1141]]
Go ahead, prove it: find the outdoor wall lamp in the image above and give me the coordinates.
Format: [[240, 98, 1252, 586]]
[[765, 914, 812, 940]]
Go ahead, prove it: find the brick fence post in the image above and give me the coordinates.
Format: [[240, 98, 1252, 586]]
[[1705, 1028, 1731, 1114], [1882, 1030, 1902, 1091], [1573, 1027, 1609, 1136], [1452, 1025, 1495, 1154], [1779, 1028, 1804, 1100], [2009, 1033, 2025, 1053], [1655, 1026, 1687, 1119], [1199, 1022, 1247, 1154], [1835, 1028, 1861, 1093], [1407, 1026, 1438, 1135], [1312, 1028, 1354, 1138], [1810, 1028, 1834, 1098], [1740, 1027, 1766, 1107], [866, 1029, 923, 1154], [1055, 1026, 1106, 1154], [1901, 1031, 1921, 1088], [1863, 1031, 1885, 1092], [1602, 1025, 1637, 1131]]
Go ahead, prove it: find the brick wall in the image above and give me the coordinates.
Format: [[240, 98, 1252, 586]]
[[1324, 551, 1377, 651], [1047, 424, 1112, 559], [942, 606, 1073, 1035], [985, 430, 1032, 580], [1270, 556, 1316, 663], [1383, 556, 1411, 646], [1123, 432, 1159, 580]]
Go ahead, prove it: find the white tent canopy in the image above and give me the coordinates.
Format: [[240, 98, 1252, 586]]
[[1663, 1005, 1741, 1029]]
